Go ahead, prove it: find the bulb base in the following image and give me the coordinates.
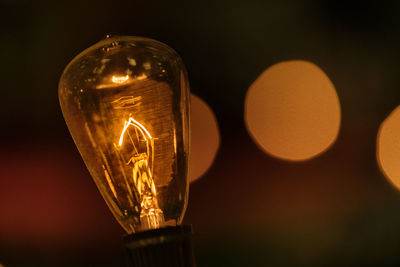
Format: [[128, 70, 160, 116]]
[[123, 225, 196, 267]]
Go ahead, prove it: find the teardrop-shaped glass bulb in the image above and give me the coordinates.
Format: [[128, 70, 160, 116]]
[[58, 36, 190, 234]]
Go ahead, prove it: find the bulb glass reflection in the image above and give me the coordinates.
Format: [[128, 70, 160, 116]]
[[59, 36, 190, 234]]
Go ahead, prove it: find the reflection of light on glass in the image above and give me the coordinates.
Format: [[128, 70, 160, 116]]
[[245, 60, 341, 161], [112, 75, 129, 83], [377, 106, 400, 190], [136, 74, 147, 80], [111, 96, 141, 109], [118, 117, 164, 230], [143, 62, 151, 70], [189, 94, 220, 182], [59, 36, 190, 235], [128, 57, 136, 66]]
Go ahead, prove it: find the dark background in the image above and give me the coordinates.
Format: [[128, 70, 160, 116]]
[[1, 0, 400, 266]]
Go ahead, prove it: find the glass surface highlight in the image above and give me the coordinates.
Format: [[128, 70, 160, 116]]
[[59, 36, 190, 234]]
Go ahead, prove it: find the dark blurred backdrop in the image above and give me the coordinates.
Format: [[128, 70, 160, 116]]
[[2, 0, 400, 266]]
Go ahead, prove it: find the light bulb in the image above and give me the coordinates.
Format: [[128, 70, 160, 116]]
[[58, 36, 190, 234]]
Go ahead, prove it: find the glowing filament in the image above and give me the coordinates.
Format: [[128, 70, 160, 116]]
[[118, 116, 164, 230]]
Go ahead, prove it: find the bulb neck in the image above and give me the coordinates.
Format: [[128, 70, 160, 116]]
[[123, 225, 196, 267]]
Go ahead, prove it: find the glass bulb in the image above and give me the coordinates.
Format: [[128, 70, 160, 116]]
[[58, 36, 190, 234]]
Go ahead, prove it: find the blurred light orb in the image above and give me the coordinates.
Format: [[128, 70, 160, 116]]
[[189, 94, 220, 182], [245, 60, 341, 161], [377, 106, 400, 190]]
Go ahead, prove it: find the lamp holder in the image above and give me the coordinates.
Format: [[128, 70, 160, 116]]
[[124, 225, 195, 267]]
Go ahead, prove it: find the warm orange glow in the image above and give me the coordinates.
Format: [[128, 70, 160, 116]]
[[119, 117, 153, 146], [245, 60, 341, 161], [377, 106, 400, 190], [59, 36, 190, 234], [136, 74, 147, 80], [117, 116, 163, 229], [111, 75, 129, 83], [189, 94, 220, 182]]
